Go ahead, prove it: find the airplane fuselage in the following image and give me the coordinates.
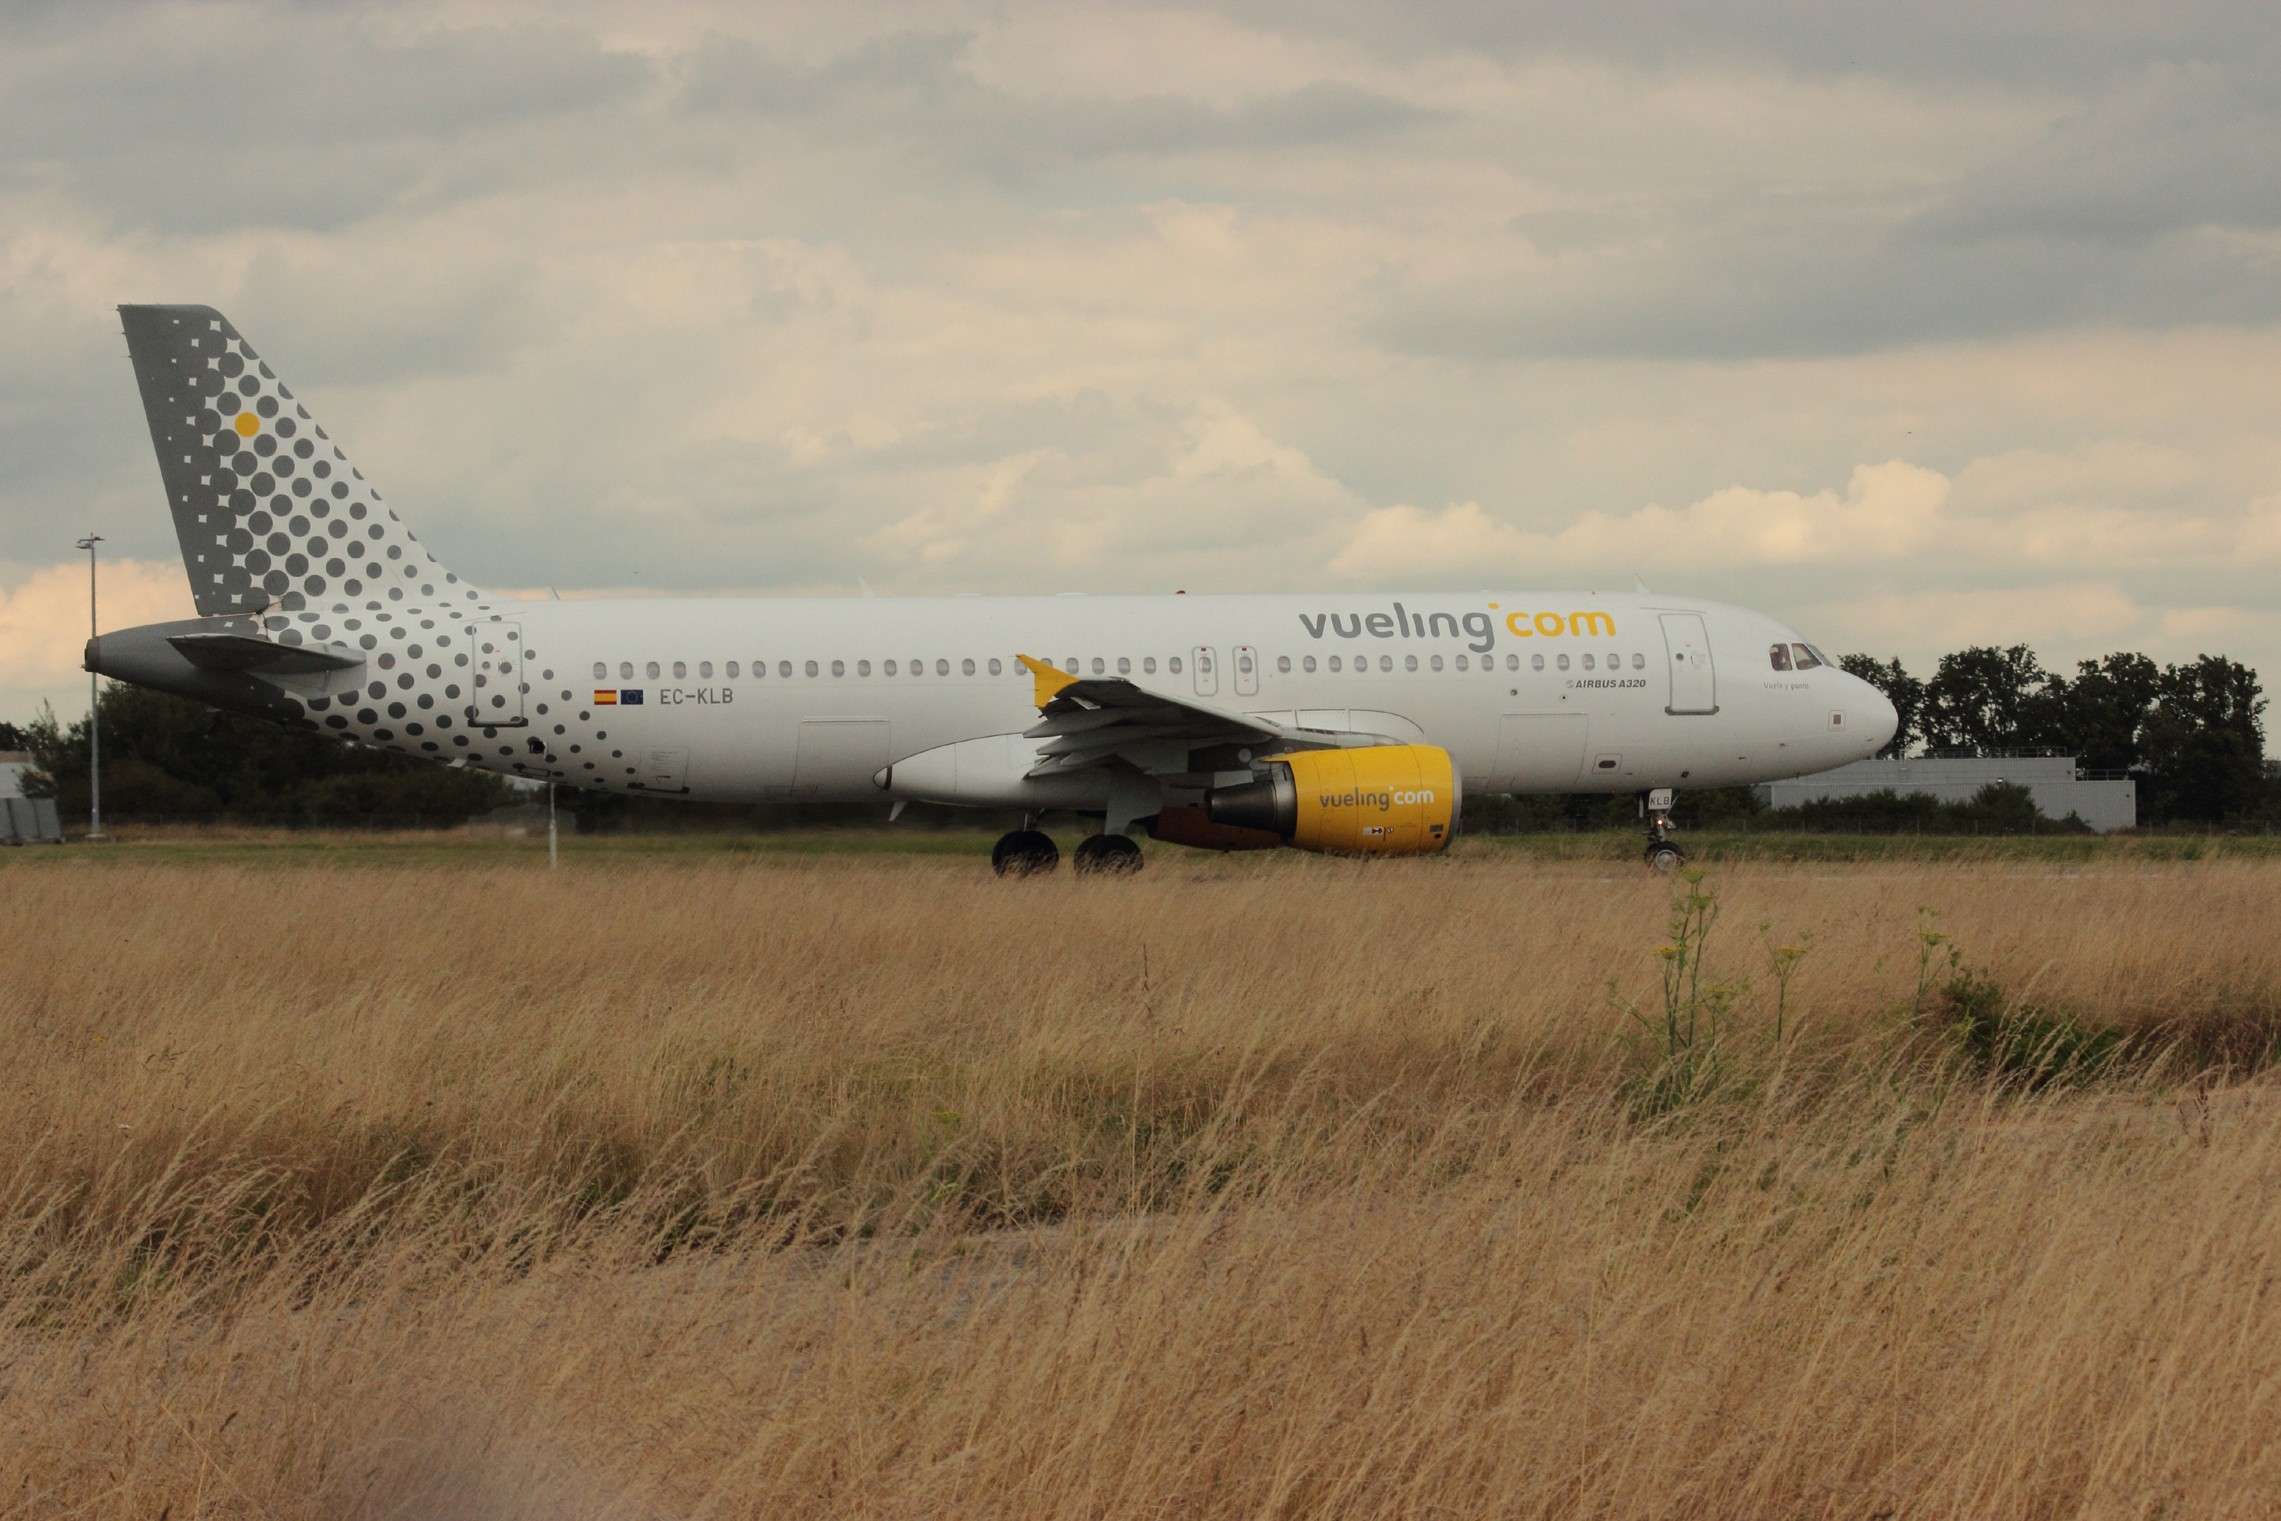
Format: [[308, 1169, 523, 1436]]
[[96, 589, 1892, 809]]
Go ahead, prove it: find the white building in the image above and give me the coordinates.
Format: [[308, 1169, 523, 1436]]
[[0, 752, 65, 844], [1755, 754, 2137, 833]]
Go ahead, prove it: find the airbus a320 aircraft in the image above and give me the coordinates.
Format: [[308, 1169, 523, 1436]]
[[88, 305, 1897, 872]]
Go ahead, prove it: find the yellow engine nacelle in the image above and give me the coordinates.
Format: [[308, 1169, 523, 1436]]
[[1202, 744, 1459, 855]]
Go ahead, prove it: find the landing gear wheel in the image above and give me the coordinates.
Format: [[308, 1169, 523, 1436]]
[[991, 829, 1060, 877], [1644, 841, 1686, 873], [1072, 834, 1143, 876]]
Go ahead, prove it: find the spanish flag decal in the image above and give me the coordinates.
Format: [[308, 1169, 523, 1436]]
[[594, 689, 618, 705]]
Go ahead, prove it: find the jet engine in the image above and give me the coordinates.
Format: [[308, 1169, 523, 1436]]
[[1203, 744, 1458, 855]]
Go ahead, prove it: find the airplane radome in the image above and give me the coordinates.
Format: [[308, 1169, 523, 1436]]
[[89, 305, 1899, 874]]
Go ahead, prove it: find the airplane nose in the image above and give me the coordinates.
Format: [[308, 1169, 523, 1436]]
[[1862, 686, 1899, 752]]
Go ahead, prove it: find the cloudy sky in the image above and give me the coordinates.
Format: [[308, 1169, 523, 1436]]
[[5, 1, 2278, 728]]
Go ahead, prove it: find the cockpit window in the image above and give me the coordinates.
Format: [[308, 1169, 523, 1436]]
[[1769, 643, 1793, 672], [1791, 643, 1822, 670]]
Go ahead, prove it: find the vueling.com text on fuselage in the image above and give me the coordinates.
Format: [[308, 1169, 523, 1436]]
[[1295, 603, 1616, 655]]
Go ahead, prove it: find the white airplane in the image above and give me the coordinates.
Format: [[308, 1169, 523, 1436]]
[[89, 305, 1897, 872]]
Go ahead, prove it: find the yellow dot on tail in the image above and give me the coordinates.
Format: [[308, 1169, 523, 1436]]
[[233, 412, 259, 438]]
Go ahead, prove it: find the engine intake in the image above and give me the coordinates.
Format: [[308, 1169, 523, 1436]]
[[1205, 744, 1458, 855]]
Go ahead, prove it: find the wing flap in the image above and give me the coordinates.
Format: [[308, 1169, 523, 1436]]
[[1010, 653, 1395, 780]]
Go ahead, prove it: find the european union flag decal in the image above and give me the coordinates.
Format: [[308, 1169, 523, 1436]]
[[619, 689, 645, 705]]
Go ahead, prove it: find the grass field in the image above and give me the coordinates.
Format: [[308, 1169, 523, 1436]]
[[6, 840, 2281, 1517]]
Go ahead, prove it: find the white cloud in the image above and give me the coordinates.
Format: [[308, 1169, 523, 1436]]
[[1804, 580, 2145, 654], [1330, 461, 1950, 580], [0, 559, 193, 718]]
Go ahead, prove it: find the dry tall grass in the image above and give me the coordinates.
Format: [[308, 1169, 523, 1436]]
[[4, 852, 2280, 1518]]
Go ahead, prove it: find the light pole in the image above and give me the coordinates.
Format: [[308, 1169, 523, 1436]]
[[75, 534, 103, 841]]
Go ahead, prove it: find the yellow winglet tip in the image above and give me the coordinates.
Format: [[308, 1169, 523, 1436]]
[[1016, 653, 1079, 707]]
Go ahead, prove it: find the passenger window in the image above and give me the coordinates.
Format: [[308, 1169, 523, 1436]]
[[988, 658, 1002, 675], [646, 661, 661, 680], [884, 659, 897, 676], [857, 659, 871, 676], [962, 658, 976, 676], [1532, 653, 1545, 672], [619, 661, 633, 681], [1276, 655, 1291, 673], [1090, 657, 1104, 675], [1455, 654, 1468, 671], [779, 661, 792, 678], [1169, 656, 1183, 674], [1303, 655, 1317, 673], [1378, 655, 1392, 672], [1430, 654, 1444, 672], [1506, 654, 1520, 671], [1328, 655, 1342, 672], [1632, 653, 1645, 670], [1582, 654, 1595, 671], [1557, 654, 1570, 671], [1770, 643, 1793, 671], [1792, 643, 1822, 670], [671, 660, 686, 679], [910, 657, 922, 676], [727, 661, 740, 678], [1237, 651, 1253, 676], [936, 659, 950, 676], [804, 660, 818, 677], [592, 661, 606, 680], [825, 659, 841, 677], [699, 660, 713, 678], [1143, 656, 1157, 674], [1404, 654, 1419, 672]]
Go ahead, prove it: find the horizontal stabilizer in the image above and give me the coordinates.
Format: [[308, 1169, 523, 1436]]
[[167, 632, 362, 674]]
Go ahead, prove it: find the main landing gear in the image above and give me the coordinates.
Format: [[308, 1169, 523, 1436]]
[[1642, 787, 1686, 872], [991, 829, 1059, 876], [989, 827, 1144, 876], [1072, 834, 1143, 875]]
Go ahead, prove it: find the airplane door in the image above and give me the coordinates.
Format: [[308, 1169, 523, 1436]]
[[1232, 644, 1260, 697], [1191, 646, 1219, 697], [1496, 713, 1587, 789], [1659, 613, 1718, 715], [468, 621, 528, 728]]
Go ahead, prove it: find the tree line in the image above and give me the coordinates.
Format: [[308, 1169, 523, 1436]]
[[1836, 647, 2270, 825], [7, 641, 2274, 831]]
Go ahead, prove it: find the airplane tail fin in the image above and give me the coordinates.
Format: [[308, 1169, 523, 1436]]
[[117, 304, 484, 617]]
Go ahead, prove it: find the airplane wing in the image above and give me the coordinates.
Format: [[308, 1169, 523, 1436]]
[[1015, 654, 1395, 778]]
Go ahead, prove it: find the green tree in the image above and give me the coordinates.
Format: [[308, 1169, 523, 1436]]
[[2041, 652, 2161, 774], [1920, 645, 2052, 756], [2141, 655, 2267, 824], [26, 685, 510, 827], [1838, 654, 1922, 757], [0, 720, 25, 750]]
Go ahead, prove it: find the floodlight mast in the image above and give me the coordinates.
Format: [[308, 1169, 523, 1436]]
[[75, 534, 103, 841]]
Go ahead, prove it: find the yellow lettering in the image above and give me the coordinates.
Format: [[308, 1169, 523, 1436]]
[[1534, 611, 1565, 637], [1506, 611, 1533, 637], [1568, 610, 1616, 637]]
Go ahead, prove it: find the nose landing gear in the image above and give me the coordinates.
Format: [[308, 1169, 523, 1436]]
[[1642, 787, 1685, 872]]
